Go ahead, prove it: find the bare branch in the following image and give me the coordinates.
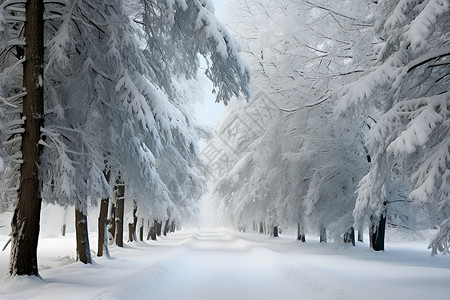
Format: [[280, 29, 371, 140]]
[[305, 0, 356, 20]]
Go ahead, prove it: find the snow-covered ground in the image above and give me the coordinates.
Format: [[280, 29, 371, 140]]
[[1, 228, 450, 300]]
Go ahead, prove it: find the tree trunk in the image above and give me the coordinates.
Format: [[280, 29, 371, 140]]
[[97, 198, 109, 257], [343, 227, 355, 246], [273, 226, 279, 237], [370, 215, 386, 251], [163, 219, 170, 236], [170, 220, 176, 233], [297, 223, 306, 242], [75, 208, 92, 264], [150, 219, 158, 241], [115, 183, 125, 247], [156, 221, 162, 236], [320, 226, 327, 243], [259, 222, 264, 234], [61, 207, 68, 237], [128, 205, 137, 242], [146, 220, 151, 240], [9, 0, 45, 277], [369, 223, 374, 248], [108, 203, 116, 245], [139, 221, 144, 241], [128, 223, 134, 242]]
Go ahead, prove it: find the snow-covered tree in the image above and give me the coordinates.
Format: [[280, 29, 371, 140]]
[[0, 0, 45, 276], [209, 0, 372, 241], [335, 0, 450, 251], [1, 0, 249, 275], [0, 0, 24, 213]]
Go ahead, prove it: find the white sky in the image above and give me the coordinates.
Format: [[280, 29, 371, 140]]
[[193, 0, 229, 129]]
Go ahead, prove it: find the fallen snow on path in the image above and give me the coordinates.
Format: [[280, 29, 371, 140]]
[[1, 229, 450, 300]]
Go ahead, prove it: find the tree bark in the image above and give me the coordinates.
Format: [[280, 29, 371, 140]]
[[108, 203, 116, 245], [259, 222, 264, 234], [273, 226, 279, 237], [139, 221, 144, 241], [128, 223, 134, 242], [9, 0, 45, 277], [156, 221, 162, 236], [170, 220, 176, 233], [320, 226, 327, 243], [150, 219, 158, 241], [163, 219, 170, 236], [115, 182, 125, 247], [75, 208, 92, 264], [128, 205, 137, 242], [297, 223, 306, 242], [370, 215, 386, 251], [97, 198, 109, 257]]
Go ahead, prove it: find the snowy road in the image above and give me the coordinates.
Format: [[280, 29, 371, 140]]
[[1, 229, 450, 300]]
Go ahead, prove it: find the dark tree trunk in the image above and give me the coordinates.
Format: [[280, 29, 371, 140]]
[[9, 0, 45, 277], [343, 227, 355, 246], [151, 220, 158, 240], [146, 220, 151, 240], [259, 222, 264, 234], [170, 220, 176, 233], [163, 219, 170, 236], [273, 226, 279, 237], [369, 224, 374, 248], [370, 215, 386, 251], [128, 223, 134, 242], [156, 221, 162, 236], [97, 198, 109, 257], [108, 203, 116, 244], [115, 183, 125, 247], [297, 223, 306, 242], [75, 208, 92, 264], [139, 220, 144, 241], [128, 205, 137, 242], [320, 226, 327, 243]]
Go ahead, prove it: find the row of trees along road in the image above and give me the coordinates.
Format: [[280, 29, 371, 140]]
[[0, 0, 249, 276], [209, 0, 449, 253]]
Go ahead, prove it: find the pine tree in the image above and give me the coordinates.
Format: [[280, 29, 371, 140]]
[[7, 0, 45, 276], [209, 0, 371, 240], [335, 0, 450, 251]]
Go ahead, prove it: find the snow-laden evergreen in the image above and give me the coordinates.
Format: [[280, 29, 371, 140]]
[[0, 0, 249, 274], [209, 0, 373, 240], [0, 0, 249, 222], [207, 0, 448, 251], [0, 1, 24, 212], [335, 0, 450, 253]]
